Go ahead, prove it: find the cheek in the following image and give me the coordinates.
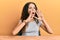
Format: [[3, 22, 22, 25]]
[[32, 9, 36, 13], [28, 9, 32, 14]]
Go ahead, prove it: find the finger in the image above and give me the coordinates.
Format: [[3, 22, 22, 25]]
[[31, 12, 35, 18], [34, 16, 41, 20], [29, 11, 32, 18], [37, 10, 42, 15], [30, 11, 35, 18], [36, 10, 43, 18], [34, 16, 38, 19]]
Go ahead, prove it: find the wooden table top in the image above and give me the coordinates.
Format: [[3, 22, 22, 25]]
[[0, 36, 60, 40]]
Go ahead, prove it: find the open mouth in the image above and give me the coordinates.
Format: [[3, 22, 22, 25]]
[[32, 12, 35, 14]]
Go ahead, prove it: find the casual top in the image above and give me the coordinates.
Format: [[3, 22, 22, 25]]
[[17, 19, 42, 36]]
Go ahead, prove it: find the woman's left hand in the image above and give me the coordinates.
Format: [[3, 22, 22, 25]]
[[35, 9, 44, 21]]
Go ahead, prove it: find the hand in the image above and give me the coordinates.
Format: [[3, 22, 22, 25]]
[[24, 11, 35, 23], [35, 9, 44, 20]]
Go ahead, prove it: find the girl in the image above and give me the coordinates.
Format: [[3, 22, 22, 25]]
[[12, 2, 53, 36]]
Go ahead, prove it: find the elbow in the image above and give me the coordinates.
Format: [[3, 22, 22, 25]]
[[12, 31, 17, 36], [48, 31, 54, 34], [50, 31, 54, 34]]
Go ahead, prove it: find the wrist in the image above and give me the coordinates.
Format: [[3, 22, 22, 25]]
[[41, 18, 46, 23], [41, 17, 44, 20], [23, 20, 28, 24]]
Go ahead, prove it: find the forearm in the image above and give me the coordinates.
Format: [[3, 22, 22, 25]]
[[41, 18, 53, 34], [12, 20, 27, 35]]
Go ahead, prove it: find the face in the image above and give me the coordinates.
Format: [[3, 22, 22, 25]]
[[28, 3, 36, 15]]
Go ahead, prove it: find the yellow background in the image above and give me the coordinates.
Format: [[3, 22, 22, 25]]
[[0, 0, 60, 36]]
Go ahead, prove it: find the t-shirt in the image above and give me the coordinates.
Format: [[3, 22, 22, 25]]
[[17, 19, 42, 36]]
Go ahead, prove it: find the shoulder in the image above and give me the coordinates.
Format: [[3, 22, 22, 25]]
[[19, 19, 22, 22], [16, 19, 22, 26], [18, 19, 22, 24], [39, 20, 42, 24], [38, 20, 42, 26]]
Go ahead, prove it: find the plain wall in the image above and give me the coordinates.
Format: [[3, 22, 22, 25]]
[[0, 0, 60, 36]]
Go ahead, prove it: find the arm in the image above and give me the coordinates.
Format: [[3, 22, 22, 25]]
[[40, 18, 53, 34], [12, 20, 27, 35], [36, 10, 53, 34]]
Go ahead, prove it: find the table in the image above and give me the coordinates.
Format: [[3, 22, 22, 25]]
[[0, 36, 60, 40]]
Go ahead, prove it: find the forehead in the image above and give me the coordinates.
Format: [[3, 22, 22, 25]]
[[28, 3, 35, 7]]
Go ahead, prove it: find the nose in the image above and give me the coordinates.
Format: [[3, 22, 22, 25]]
[[31, 8, 36, 13], [32, 8, 34, 11]]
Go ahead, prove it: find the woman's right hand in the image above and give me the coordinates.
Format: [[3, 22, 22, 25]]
[[24, 11, 35, 23]]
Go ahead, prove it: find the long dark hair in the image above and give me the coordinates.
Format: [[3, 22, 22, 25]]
[[21, 2, 38, 22], [17, 2, 39, 35]]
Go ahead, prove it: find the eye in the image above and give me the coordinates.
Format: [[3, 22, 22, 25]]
[[34, 7, 36, 9], [29, 7, 32, 9]]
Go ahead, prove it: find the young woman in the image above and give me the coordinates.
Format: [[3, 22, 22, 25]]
[[12, 2, 53, 36]]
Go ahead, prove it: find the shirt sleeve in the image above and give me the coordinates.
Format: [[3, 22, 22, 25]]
[[37, 20, 42, 26], [19, 20, 22, 24], [19, 20, 22, 22]]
